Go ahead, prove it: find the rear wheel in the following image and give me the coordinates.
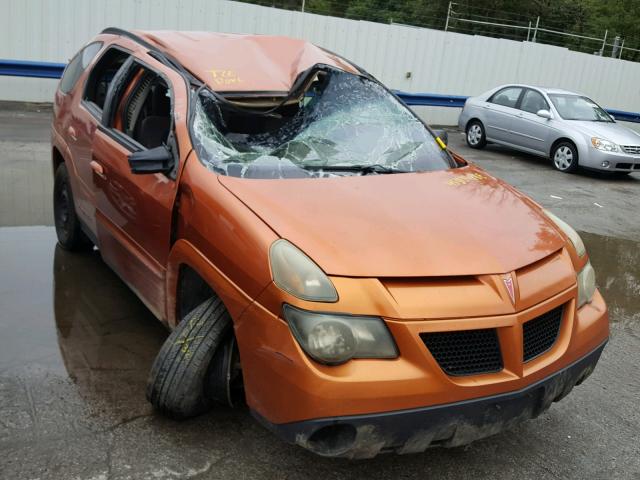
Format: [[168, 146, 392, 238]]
[[551, 142, 579, 173], [53, 163, 92, 251], [466, 120, 487, 149]]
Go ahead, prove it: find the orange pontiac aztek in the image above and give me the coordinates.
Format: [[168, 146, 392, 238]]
[[52, 28, 608, 458]]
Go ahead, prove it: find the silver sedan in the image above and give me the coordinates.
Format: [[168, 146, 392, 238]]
[[458, 84, 640, 174]]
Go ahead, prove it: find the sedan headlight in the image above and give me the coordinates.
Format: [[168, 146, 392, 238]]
[[543, 210, 586, 257], [283, 305, 399, 365], [577, 261, 596, 308], [591, 137, 619, 152], [270, 239, 338, 302]]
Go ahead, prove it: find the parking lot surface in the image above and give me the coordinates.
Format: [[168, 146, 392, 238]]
[[0, 107, 639, 479]]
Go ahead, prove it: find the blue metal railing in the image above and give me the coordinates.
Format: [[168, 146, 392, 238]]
[[2, 58, 639, 123], [0, 59, 67, 79], [395, 92, 468, 108]]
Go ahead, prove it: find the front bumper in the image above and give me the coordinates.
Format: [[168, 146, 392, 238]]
[[255, 340, 606, 458], [581, 147, 640, 172]]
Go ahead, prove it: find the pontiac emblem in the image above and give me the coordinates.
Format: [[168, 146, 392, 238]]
[[502, 274, 516, 305]]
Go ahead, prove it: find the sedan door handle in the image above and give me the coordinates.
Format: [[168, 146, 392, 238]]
[[90, 160, 106, 180]]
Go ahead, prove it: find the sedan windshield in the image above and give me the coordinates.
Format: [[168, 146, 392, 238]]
[[191, 69, 454, 178], [549, 94, 613, 122]]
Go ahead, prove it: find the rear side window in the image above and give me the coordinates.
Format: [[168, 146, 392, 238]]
[[59, 42, 103, 94], [489, 87, 522, 108], [520, 89, 549, 114], [83, 47, 130, 112]]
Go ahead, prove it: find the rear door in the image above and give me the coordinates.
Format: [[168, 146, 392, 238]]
[[483, 87, 524, 144], [512, 88, 555, 154], [90, 57, 182, 319], [69, 46, 131, 235]]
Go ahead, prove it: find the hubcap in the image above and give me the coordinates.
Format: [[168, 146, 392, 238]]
[[467, 124, 482, 145], [554, 146, 574, 170]]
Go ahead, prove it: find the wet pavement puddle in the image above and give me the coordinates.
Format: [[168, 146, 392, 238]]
[[580, 231, 640, 325], [0, 226, 637, 390], [0, 227, 167, 428]]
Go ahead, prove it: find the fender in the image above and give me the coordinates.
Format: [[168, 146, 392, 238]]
[[165, 238, 256, 328], [51, 126, 74, 175]]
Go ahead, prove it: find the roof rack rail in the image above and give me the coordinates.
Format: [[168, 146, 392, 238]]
[[101, 27, 203, 87]]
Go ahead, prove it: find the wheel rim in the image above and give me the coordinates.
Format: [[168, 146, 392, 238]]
[[54, 182, 71, 238], [467, 124, 482, 145], [554, 146, 574, 170]]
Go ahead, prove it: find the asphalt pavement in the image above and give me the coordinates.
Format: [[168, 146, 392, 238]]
[[0, 106, 638, 479]]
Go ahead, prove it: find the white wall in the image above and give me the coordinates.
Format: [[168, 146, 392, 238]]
[[2, 0, 640, 126]]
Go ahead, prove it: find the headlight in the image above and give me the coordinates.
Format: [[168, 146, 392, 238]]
[[577, 261, 596, 308], [543, 210, 586, 257], [283, 305, 398, 365], [591, 137, 619, 152], [270, 239, 338, 302]]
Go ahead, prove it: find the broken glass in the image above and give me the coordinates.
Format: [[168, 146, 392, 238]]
[[192, 69, 454, 179]]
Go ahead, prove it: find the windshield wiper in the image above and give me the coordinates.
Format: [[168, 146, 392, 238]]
[[302, 164, 410, 175]]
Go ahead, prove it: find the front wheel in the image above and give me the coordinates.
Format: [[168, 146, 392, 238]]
[[551, 142, 579, 173], [466, 120, 487, 149], [146, 296, 235, 419]]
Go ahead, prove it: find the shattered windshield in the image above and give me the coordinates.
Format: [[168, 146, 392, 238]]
[[191, 69, 454, 178]]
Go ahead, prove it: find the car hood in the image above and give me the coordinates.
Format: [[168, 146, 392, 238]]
[[569, 120, 640, 145], [218, 166, 565, 277]]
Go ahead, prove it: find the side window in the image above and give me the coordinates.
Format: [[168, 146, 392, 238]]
[[520, 90, 549, 114], [111, 66, 172, 150], [59, 41, 103, 94], [84, 48, 130, 112], [489, 87, 523, 108]]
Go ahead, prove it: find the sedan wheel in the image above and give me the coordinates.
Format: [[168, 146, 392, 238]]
[[466, 121, 486, 149], [552, 143, 578, 173]]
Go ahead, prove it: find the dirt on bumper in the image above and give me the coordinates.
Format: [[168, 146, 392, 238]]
[[254, 341, 606, 459]]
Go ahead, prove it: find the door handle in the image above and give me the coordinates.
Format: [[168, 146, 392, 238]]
[[67, 126, 77, 141], [90, 160, 106, 180]]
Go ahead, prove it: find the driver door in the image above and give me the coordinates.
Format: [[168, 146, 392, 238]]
[[90, 58, 181, 319]]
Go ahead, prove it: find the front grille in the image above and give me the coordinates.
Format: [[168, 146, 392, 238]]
[[523, 306, 563, 362], [621, 145, 640, 155], [420, 328, 502, 376], [616, 162, 632, 170]]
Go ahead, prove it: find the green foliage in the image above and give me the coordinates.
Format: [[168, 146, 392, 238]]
[[241, 0, 640, 61]]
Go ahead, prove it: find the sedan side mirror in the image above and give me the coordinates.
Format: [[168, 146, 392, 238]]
[[536, 109, 552, 120], [433, 129, 448, 145], [128, 145, 174, 174]]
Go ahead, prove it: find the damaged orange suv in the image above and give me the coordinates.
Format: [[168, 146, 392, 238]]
[[52, 28, 608, 458]]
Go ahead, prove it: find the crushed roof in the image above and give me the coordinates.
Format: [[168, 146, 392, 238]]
[[133, 30, 359, 93]]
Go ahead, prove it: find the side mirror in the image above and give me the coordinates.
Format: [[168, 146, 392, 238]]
[[433, 129, 448, 146], [536, 109, 552, 119], [128, 145, 173, 174]]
